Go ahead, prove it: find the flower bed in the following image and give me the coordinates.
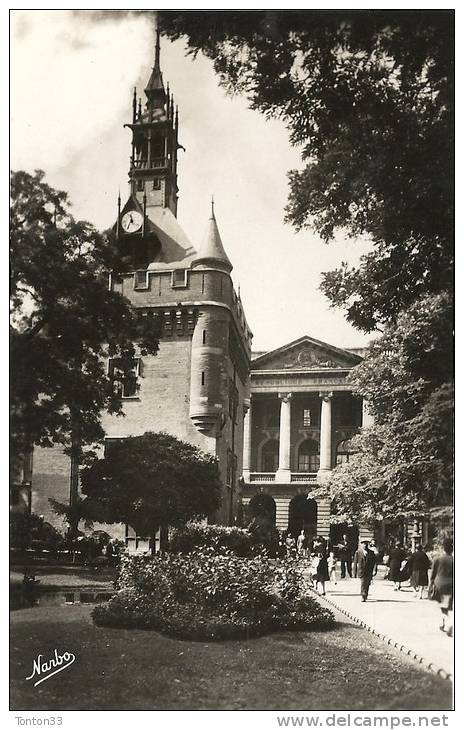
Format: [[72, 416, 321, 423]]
[[92, 550, 335, 640]]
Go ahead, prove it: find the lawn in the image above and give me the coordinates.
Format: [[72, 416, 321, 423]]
[[10, 564, 116, 589], [10, 604, 452, 711]]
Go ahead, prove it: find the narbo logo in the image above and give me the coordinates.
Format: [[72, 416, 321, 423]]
[[26, 649, 76, 686]]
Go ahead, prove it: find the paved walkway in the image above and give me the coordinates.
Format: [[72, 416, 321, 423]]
[[311, 571, 453, 679]]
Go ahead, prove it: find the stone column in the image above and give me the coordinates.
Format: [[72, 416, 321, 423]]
[[317, 391, 333, 484], [362, 398, 375, 429], [242, 398, 252, 482], [276, 392, 292, 483]]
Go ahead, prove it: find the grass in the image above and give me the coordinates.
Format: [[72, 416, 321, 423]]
[[10, 604, 452, 711], [10, 564, 116, 589]]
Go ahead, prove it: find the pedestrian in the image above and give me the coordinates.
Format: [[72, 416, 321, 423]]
[[285, 533, 296, 558], [353, 540, 377, 602], [327, 550, 337, 585], [429, 538, 453, 637], [408, 544, 431, 599], [369, 539, 379, 559], [105, 538, 120, 568], [308, 551, 319, 588], [277, 533, 286, 559], [297, 529, 307, 558], [315, 550, 329, 596], [338, 534, 352, 578], [388, 540, 407, 590]]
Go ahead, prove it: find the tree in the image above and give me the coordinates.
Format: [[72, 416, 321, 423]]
[[160, 10, 453, 331], [159, 12, 453, 526], [315, 293, 453, 524], [80, 432, 222, 537], [10, 170, 160, 532]]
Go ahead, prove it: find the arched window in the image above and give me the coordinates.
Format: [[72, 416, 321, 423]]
[[261, 439, 279, 473], [297, 439, 319, 473]]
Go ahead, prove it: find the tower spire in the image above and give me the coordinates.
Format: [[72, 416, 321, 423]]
[[144, 15, 165, 98], [126, 12, 180, 216], [155, 17, 161, 70]]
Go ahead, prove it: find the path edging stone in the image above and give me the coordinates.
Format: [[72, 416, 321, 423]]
[[312, 589, 453, 682]]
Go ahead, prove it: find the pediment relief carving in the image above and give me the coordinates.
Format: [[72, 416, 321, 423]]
[[253, 341, 358, 371]]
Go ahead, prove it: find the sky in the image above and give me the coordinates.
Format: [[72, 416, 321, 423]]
[[10, 9, 375, 353]]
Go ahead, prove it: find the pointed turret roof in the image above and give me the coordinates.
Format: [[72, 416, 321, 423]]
[[192, 200, 233, 273]]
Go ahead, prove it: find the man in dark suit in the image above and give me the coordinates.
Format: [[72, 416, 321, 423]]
[[353, 540, 377, 601], [338, 534, 353, 578]]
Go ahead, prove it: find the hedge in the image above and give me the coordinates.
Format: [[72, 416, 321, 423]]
[[169, 522, 255, 556]]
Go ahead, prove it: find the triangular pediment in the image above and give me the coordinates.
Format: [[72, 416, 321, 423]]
[[252, 336, 362, 371]]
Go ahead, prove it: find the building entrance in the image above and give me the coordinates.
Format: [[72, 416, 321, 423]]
[[247, 493, 277, 526], [288, 495, 317, 539]]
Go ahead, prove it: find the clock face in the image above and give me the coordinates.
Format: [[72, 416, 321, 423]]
[[121, 210, 143, 233]]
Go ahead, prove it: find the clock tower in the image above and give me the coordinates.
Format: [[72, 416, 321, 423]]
[[29, 20, 253, 540], [126, 25, 179, 215], [104, 24, 253, 534], [115, 26, 194, 271]]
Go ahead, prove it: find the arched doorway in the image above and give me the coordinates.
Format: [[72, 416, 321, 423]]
[[288, 494, 317, 539], [261, 439, 279, 473], [248, 494, 277, 526], [297, 439, 320, 473]]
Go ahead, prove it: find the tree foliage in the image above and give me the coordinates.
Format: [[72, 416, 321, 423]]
[[317, 293, 453, 523], [159, 11, 453, 525], [80, 432, 222, 535], [10, 170, 160, 465], [160, 10, 453, 331]]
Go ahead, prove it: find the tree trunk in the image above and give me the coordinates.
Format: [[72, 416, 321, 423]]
[[68, 416, 81, 539]]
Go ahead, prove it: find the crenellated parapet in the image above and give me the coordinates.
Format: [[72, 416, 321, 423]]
[[110, 266, 253, 355]]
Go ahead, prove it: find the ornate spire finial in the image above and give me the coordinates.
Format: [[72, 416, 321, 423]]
[[154, 14, 161, 70], [145, 12, 165, 97], [211, 195, 215, 218]]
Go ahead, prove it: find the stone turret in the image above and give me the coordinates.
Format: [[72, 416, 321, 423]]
[[189, 202, 233, 434]]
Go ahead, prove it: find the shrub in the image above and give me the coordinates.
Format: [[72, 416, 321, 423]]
[[169, 522, 255, 557], [246, 516, 279, 556], [10, 512, 64, 552], [92, 549, 335, 639]]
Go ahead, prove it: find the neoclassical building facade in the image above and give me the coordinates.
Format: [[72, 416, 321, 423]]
[[240, 336, 374, 542]]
